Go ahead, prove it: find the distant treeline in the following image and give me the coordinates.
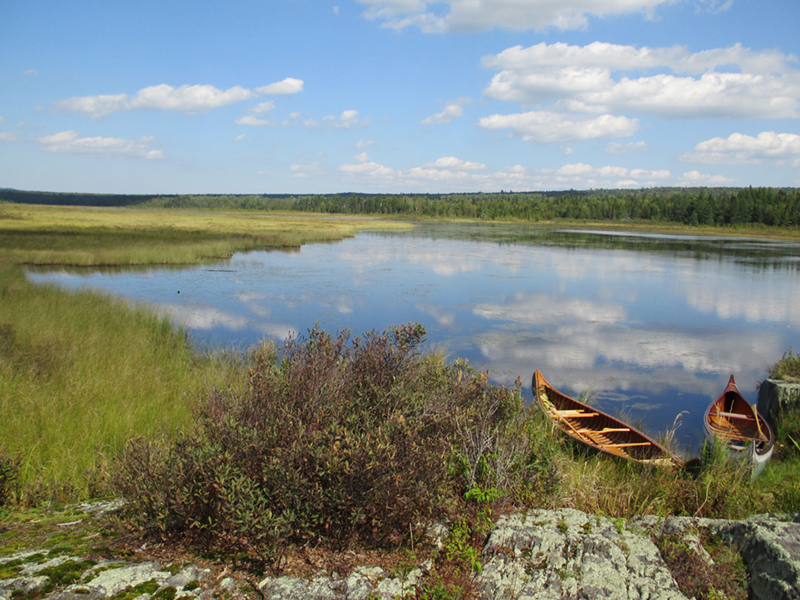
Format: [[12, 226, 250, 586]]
[[3, 187, 800, 228], [0, 189, 179, 207]]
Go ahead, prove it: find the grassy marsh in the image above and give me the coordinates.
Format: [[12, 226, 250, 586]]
[[0, 203, 411, 266], [0, 203, 411, 502]]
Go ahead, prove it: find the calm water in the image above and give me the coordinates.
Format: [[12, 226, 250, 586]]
[[29, 222, 800, 454]]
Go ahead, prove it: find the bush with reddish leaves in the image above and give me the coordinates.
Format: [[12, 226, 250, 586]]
[[114, 324, 534, 561]]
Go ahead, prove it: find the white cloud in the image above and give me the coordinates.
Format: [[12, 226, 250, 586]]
[[24, 69, 38, 76], [38, 130, 163, 159], [357, 139, 375, 148], [235, 115, 278, 127], [421, 97, 472, 125], [336, 109, 363, 129], [255, 78, 304, 95], [358, 0, 675, 33], [478, 111, 639, 143], [630, 168, 671, 179], [680, 131, 800, 166], [355, 152, 370, 162], [289, 162, 326, 178], [236, 100, 279, 126], [0, 117, 4, 124], [482, 41, 794, 76], [234, 134, 246, 142], [606, 141, 649, 154], [338, 154, 681, 191], [482, 42, 800, 120], [251, 100, 276, 114], [423, 156, 486, 170], [694, 0, 734, 14], [339, 161, 397, 179], [677, 170, 736, 185], [0, 132, 17, 142], [55, 84, 256, 118], [53, 79, 303, 119]]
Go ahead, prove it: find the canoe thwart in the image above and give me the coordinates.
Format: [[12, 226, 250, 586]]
[[552, 409, 599, 418]]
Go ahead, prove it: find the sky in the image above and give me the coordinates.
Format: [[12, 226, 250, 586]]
[[1, 0, 799, 194]]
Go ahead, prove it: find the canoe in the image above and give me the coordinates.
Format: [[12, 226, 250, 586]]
[[533, 370, 684, 467], [704, 375, 775, 478]]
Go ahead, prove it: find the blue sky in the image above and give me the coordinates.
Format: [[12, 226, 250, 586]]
[[1, 0, 799, 194]]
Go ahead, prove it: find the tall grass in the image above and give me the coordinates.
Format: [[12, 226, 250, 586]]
[[0, 264, 242, 503]]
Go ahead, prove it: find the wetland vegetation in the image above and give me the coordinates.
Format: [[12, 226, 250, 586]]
[[1, 196, 799, 594]]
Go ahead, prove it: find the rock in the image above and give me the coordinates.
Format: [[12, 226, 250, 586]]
[[4, 508, 799, 600], [757, 378, 800, 428], [634, 514, 800, 600], [477, 508, 689, 600]]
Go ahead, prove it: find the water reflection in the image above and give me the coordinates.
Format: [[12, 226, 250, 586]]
[[27, 223, 800, 455]]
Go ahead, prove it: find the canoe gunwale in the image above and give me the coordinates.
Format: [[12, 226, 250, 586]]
[[533, 370, 683, 467]]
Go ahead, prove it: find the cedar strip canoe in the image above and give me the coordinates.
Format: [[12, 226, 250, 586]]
[[704, 375, 774, 477], [533, 370, 684, 467]]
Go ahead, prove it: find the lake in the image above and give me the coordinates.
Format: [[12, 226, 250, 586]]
[[28, 222, 800, 455]]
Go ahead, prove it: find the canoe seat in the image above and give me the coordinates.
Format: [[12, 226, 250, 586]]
[[553, 409, 599, 418], [606, 442, 652, 448], [713, 411, 755, 421]]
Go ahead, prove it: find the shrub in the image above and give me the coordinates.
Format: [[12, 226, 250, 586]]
[[114, 324, 530, 560], [768, 347, 800, 380]]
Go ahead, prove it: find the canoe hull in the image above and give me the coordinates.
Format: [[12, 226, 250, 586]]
[[704, 375, 775, 477], [533, 370, 681, 467]]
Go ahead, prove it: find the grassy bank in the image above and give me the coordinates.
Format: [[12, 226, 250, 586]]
[[0, 203, 411, 266], [0, 203, 412, 502], [0, 263, 241, 503]]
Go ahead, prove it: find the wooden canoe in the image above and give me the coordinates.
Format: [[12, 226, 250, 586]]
[[533, 370, 684, 467], [704, 374, 774, 476]]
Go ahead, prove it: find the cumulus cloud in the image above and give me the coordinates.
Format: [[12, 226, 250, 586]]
[[54, 78, 303, 119], [38, 130, 163, 159], [680, 131, 800, 166], [55, 84, 255, 118], [339, 154, 494, 188], [236, 115, 277, 126], [339, 161, 397, 179], [319, 110, 368, 129], [290, 162, 326, 178], [677, 170, 736, 185], [236, 100, 279, 126], [482, 42, 800, 120], [255, 78, 304, 95], [422, 156, 486, 170], [478, 111, 639, 143], [356, 139, 376, 148], [358, 0, 675, 32], [421, 97, 472, 125]]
